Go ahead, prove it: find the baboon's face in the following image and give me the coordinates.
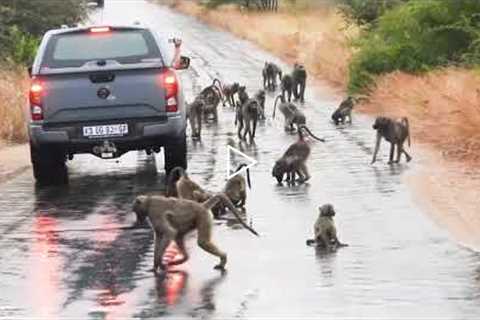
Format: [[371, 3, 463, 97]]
[[133, 195, 148, 223], [272, 161, 286, 184], [372, 117, 389, 130], [319, 204, 336, 217]]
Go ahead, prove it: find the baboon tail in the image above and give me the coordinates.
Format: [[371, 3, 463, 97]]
[[202, 193, 260, 236], [273, 95, 282, 119], [234, 163, 251, 189], [235, 164, 252, 189], [166, 166, 185, 197], [402, 117, 411, 147], [298, 125, 326, 142]]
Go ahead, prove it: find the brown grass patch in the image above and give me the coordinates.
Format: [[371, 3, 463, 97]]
[[162, 0, 356, 88], [357, 68, 480, 166], [0, 68, 29, 144]]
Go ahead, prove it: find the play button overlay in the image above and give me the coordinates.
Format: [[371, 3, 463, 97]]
[[226, 145, 258, 180]]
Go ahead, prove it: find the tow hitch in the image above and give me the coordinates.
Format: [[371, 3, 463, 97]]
[[93, 140, 117, 158]]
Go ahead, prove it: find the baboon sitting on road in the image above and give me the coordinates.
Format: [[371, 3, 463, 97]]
[[199, 81, 222, 122], [306, 204, 347, 251], [331, 96, 354, 125], [166, 166, 211, 202], [133, 193, 259, 273], [213, 163, 252, 217], [371, 116, 412, 164]]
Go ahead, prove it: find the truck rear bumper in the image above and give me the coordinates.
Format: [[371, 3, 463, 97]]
[[29, 115, 186, 152]]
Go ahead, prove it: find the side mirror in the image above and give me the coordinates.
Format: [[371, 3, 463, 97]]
[[27, 66, 32, 77], [175, 56, 190, 70]]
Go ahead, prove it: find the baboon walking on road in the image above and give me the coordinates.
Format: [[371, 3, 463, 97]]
[[306, 204, 348, 251], [187, 97, 204, 139], [292, 63, 307, 103], [133, 194, 259, 273], [272, 126, 325, 185], [371, 116, 412, 164], [254, 90, 266, 120], [236, 99, 259, 141], [263, 62, 282, 91], [213, 78, 240, 107], [281, 74, 294, 102], [273, 95, 306, 132]]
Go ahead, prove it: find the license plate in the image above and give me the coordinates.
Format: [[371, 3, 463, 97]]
[[83, 124, 128, 138]]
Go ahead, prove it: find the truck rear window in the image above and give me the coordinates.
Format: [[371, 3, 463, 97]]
[[42, 29, 162, 68]]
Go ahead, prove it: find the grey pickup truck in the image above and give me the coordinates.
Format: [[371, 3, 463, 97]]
[[28, 25, 190, 184]]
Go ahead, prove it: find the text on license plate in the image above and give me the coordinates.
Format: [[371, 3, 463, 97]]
[[83, 124, 128, 137]]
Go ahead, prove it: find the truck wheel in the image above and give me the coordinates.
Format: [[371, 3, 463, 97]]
[[30, 143, 68, 185], [164, 135, 187, 174]]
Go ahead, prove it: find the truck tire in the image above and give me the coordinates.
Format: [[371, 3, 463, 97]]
[[30, 143, 68, 185], [164, 134, 187, 174]]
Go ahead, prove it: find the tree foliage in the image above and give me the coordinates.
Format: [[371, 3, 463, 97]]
[[348, 0, 480, 93], [0, 0, 88, 65]]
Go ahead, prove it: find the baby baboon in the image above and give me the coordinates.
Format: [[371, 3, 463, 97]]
[[213, 163, 252, 217], [263, 62, 282, 91], [213, 78, 240, 107], [271, 126, 325, 184], [371, 116, 412, 164], [281, 74, 294, 102], [292, 63, 307, 103], [132, 193, 259, 273], [273, 95, 306, 132], [166, 166, 211, 202], [199, 81, 222, 122], [254, 90, 266, 120], [187, 97, 204, 139], [236, 99, 259, 141], [306, 204, 347, 251], [331, 96, 354, 125]]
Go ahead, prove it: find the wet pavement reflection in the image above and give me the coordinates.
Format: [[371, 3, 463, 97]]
[[0, 0, 479, 319]]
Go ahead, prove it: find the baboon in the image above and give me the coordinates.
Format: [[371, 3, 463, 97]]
[[187, 97, 204, 139], [199, 81, 222, 122], [132, 193, 259, 273], [263, 62, 282, 91], [237, 85, 249, 106], [292, 63, 307, 103], [273, 95, 306, 132], [213, 163, 252, 217], [371, 116, 412, 165], [281, 74, 294, 102], [271, 126, 325, 185], [306, 204, 348, 251], [331, 96, 354, 125], [166, 166, 211, 202], [236, 98, 259, 141], [213, 78, 240, 107], [254, 90, 266, 120]]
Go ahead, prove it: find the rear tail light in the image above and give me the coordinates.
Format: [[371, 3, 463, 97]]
[[29, 79, 44, 121], [160, 69, 178, 113]]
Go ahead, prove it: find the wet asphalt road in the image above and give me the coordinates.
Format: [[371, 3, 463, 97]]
[[1, 1, 480, 319]]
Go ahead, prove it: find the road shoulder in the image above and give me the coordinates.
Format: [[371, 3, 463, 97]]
[[0, 143, 30, 184]]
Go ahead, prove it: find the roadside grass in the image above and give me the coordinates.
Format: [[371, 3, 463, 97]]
[[0, 68, 29, 144], [161, 0, 357, 88]]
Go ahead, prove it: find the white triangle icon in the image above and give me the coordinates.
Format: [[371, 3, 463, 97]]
[[226, 145, 258, 180]]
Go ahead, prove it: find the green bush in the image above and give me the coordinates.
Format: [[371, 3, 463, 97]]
[[0, 0, 88, 65], [337, 0, 407, 26], [348, 0, 480, 93]]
